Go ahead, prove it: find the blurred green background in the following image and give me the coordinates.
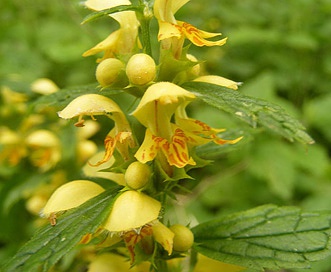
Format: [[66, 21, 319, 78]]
[[1, 0, 331, 271]]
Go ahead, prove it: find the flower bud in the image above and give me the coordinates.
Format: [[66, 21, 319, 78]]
[[96, 58, 125, 87], [126, 53, 156, 85], [125, 161, 151, 190], [169, 224, 194, 252]]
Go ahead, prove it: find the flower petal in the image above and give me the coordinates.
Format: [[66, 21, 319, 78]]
[[122, 224, 153, 263], [85, 0, 137, 27], [85, 0, 131, 11], [176, 117, 243, 146], [154, 0, 189, 22], [157, 21, 182, 41], [161, 128, 196, 167], [58, 94, 122, 120], [193, 75, 241, 90], [90, 133, 117, 167], [175, 117, 225, 137], [132, 82, 195, 128], [177, 21, 227, 47], [152, 221, 174, 255], [103, 190, 161, 232], [82, 31, 120, 59], [135, 129, 163, 164], [171, 0, 190, 14], [211, 134, 243, 145], [42, 180, 105, 217]]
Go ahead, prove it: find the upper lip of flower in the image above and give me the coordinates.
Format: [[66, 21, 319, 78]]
[[131, 82, 195, 136], [102, 190, 162, 232]]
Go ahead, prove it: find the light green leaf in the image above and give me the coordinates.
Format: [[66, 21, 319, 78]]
[[192, 204, 331, 271], [182, 82, 314, 145], [248, 139, 296, 200], [2, 187, 120, 272], [81, 5, 141, 24]]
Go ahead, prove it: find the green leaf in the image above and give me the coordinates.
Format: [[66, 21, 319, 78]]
[[30, 84, 123, 110], [248, 139, 296, 200], [192, 204, 331, 271], [2, 187, 120, 272], [81, 5, 141, 24], [182, 82, 314, 145]]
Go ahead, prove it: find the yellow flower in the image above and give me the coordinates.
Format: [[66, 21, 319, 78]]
[[25, 129, 61, 172], [42, 180, 175, 262], [0, 126, 27, 166], [132, 82, 241, 168], [58, 94, 135, 165], [83, 0, 140, 62], [30, 78, 59, 95], [102, 190, 174, 262], [154, 0, 227, 58], [0, 127, 63, 171], [132, 82, 197, 168]]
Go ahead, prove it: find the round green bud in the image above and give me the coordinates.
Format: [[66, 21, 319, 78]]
[[125, 161, 151, 190], [169, 224, 194, 252], [96, 58, 125, 87], [126, 53, 156, 85]]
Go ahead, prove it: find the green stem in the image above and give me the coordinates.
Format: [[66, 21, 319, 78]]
[[137, 1, 153, 56], [154, 257, 169, 272]]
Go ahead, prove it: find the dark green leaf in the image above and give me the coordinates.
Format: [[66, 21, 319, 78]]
[[81, 5, 141, 24], [30, 84, 123, 110], [192, 204, 331, 271], [2, 187, 120, 272], [182, 82, 314, 144]]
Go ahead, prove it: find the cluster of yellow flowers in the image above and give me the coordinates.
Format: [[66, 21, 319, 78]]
[[0, 80, 60, 171], [40, 0, 243, 268]]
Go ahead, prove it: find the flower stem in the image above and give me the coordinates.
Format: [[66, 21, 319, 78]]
[[137, 1, 153, 56], [154, 257, 169, 272]]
